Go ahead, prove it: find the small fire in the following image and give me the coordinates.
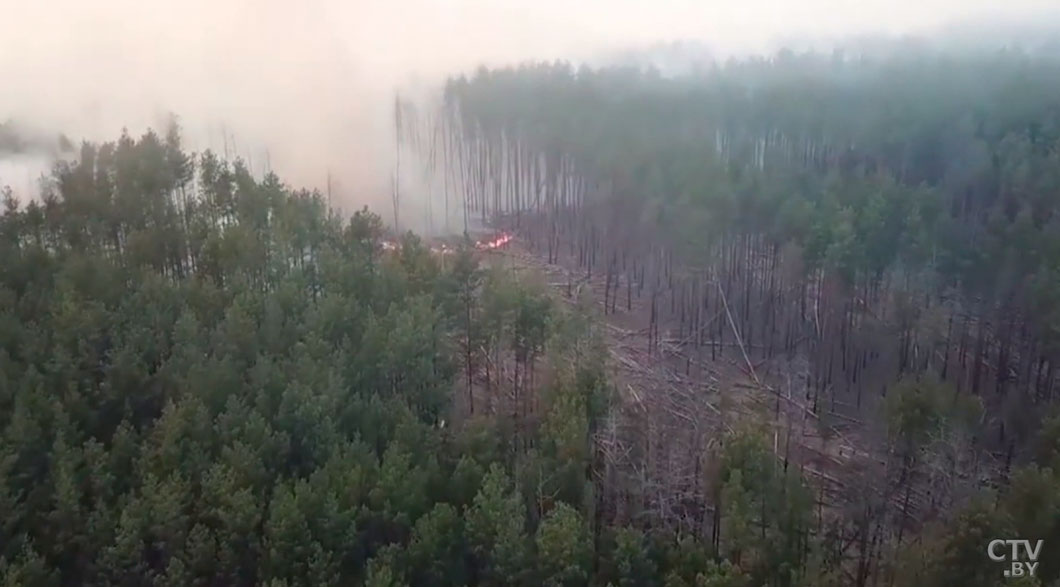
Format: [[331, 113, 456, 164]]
[[475, 232, 514, 250]]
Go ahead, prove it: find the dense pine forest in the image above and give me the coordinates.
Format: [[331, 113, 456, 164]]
[[2, 45, 1060, 587]]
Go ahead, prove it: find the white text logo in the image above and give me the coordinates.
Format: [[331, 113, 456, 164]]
[[988, 539, 1043, 579]]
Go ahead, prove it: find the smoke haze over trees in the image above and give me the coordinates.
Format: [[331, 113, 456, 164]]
[[2, 0, 1059, 227]]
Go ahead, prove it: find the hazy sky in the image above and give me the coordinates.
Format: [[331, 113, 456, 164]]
[[1, 0, 1056, 215]]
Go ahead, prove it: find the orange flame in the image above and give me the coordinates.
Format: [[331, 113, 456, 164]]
[[475, 232, 514, 250]]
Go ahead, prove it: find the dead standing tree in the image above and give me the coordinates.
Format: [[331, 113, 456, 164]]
[[392, 92, 402, 233]]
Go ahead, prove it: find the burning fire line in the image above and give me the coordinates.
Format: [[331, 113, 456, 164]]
[[379, 232, 514, 255]]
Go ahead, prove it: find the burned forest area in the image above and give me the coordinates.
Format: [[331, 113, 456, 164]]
[[3, 45, 1060, 587]]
